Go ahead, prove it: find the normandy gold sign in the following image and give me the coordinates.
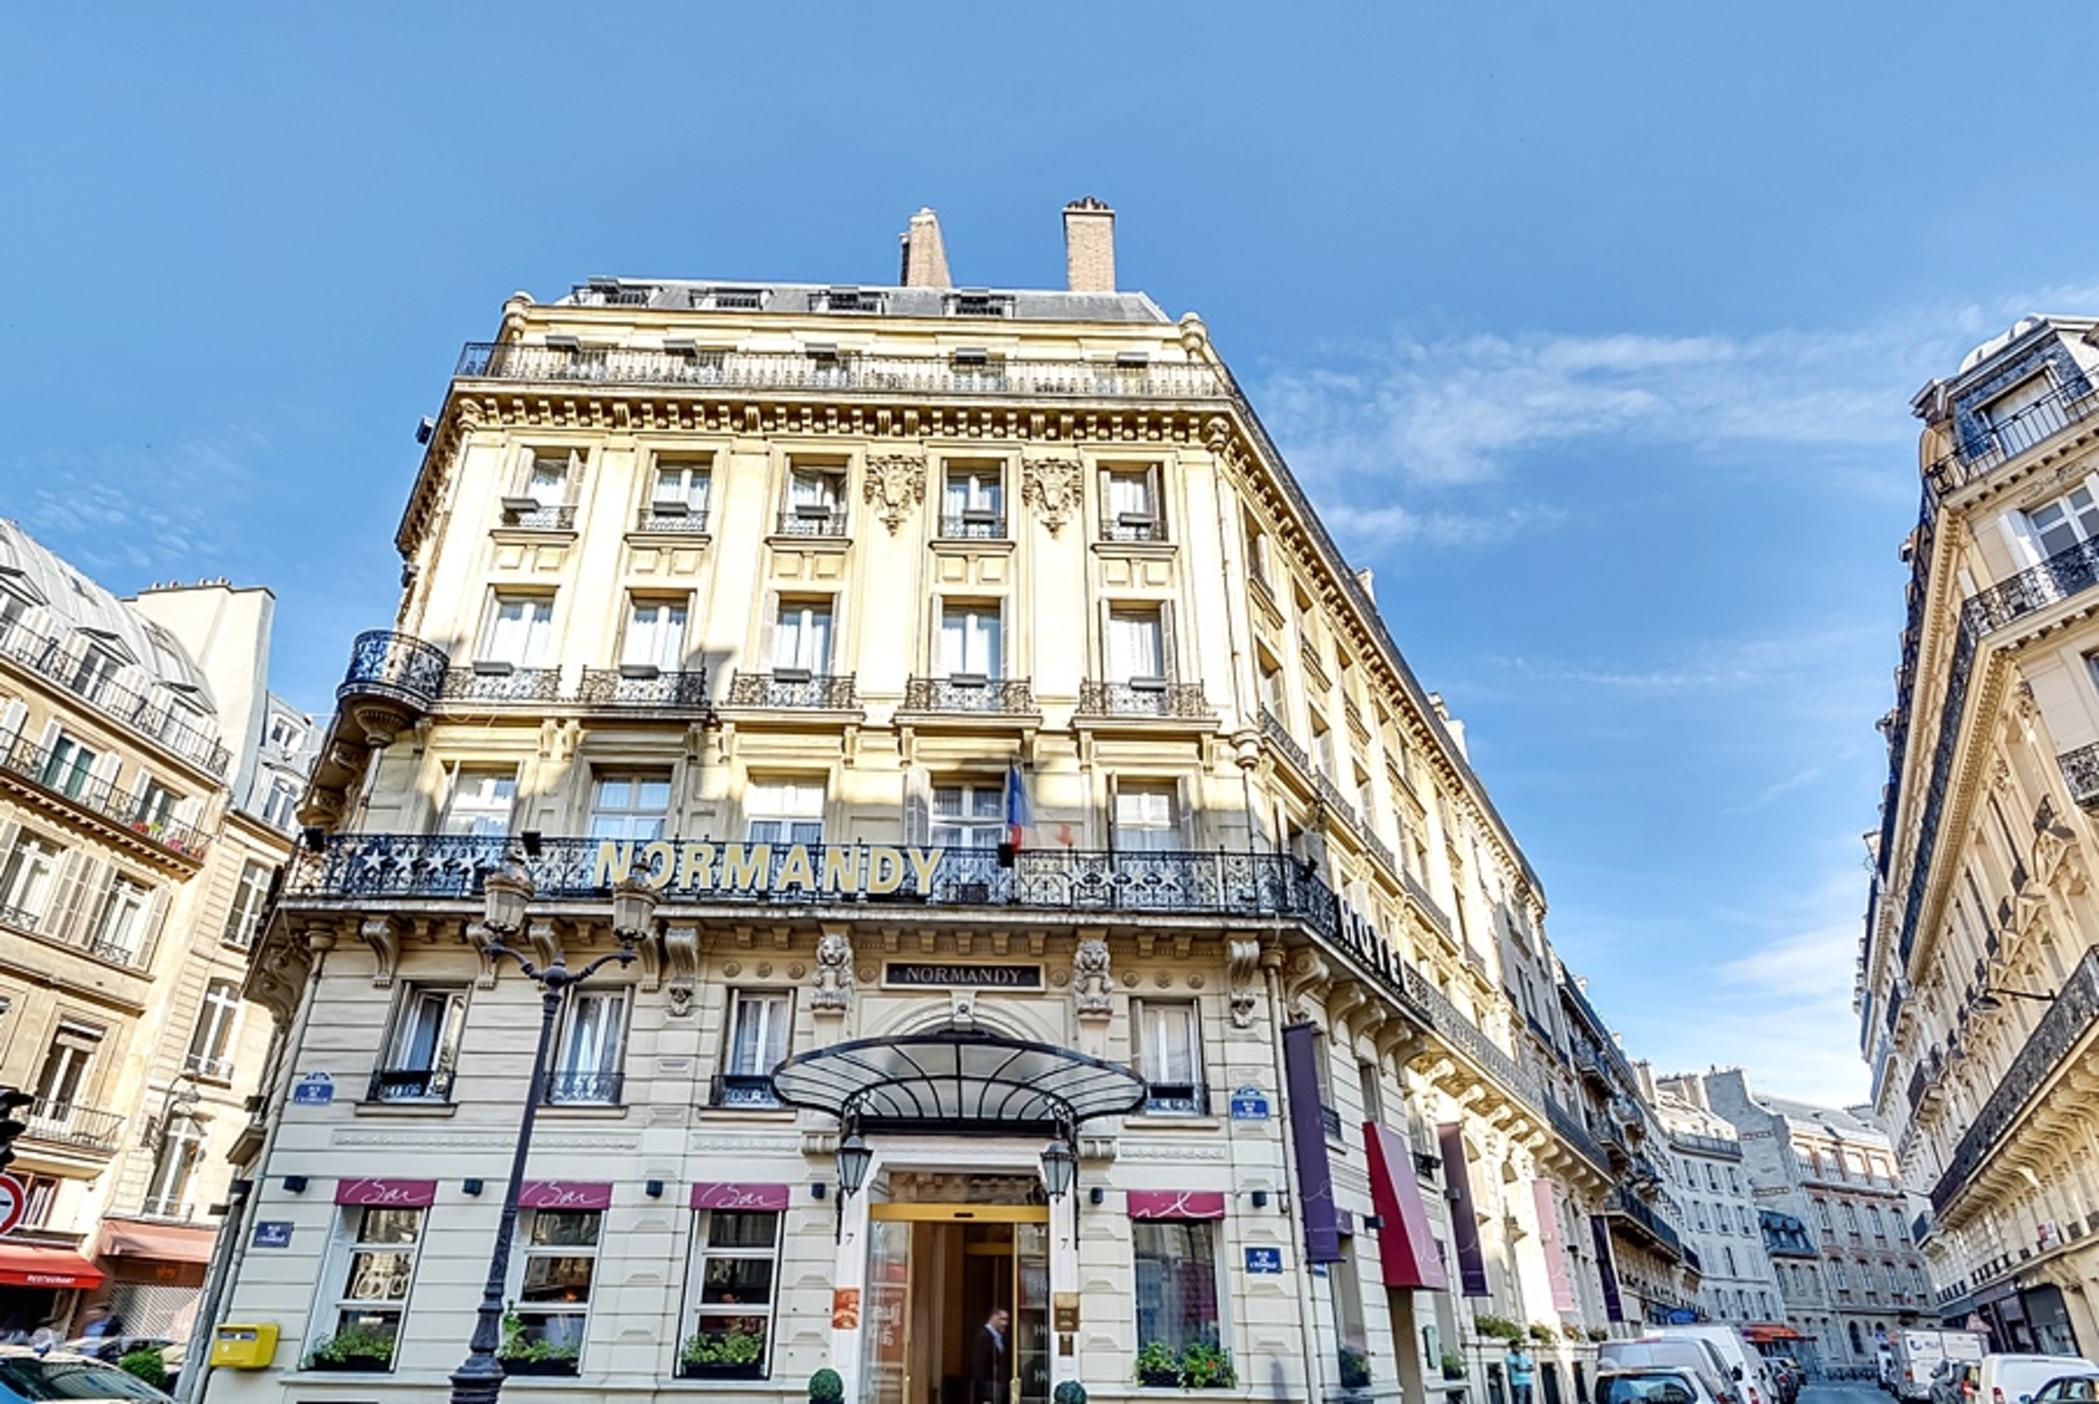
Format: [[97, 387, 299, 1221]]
[[591, 840, 946, 897]]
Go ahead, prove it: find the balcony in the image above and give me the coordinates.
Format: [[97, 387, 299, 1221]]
[[1143, 1082, 1209, 1116], [1605, 1188, 1686, 1261], [634, 506, 711, 535], [2060, 742, 2099, 810], [710, 1072, 781, 1109], [724, 671, 858, 710], [900, 676, 1036, 715], [24, 1103, 124, 1155], [576, 668, 710, 710], [1670, 1132, 1743, 1160], [366, 1066, 455, 1104], [1544, 1095, 1613, 1173], [1965, 537, 2099, 634], [496, 502, 576, 532], [1075, 679, 1210, 720], [774, 507, 849, 538], [337, 629, 450, 744], [543, 1069, 624, 1106], [133, 1198, 197, 1222], [1260, 707, 1314, 774], [1400, 966, 1543, 1111], [184, 1052, 235, 1082], [1101, 518, 1166, 544], [937, 512, 1007, 540], [0, 617, 231, 776], [1926, 366, 2099, 497], [440, 664, 563, 705], [0, 733, 210, 862], [455, 341, 1230, 403], [1930, 944, 2099, 1215]]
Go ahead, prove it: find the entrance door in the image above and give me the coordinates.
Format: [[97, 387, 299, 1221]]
[[861, 1204, 1050, 1404]]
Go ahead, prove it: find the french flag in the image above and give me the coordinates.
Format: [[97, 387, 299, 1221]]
[[1001, 760, 1031, 863]]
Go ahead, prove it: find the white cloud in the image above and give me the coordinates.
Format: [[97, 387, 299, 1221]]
[[10, 432, 264, 575]]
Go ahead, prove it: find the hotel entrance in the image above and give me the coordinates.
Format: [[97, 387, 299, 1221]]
[[862, 1191, 1050, 1404]]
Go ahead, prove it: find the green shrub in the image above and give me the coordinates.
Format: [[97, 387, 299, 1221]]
[[1474, 1313, 1526, 1343], [307, 1323, 395, 1367], [1529, 1324, 1557, 1344], [1562, 1323, 1586, 1342], [495, 1305, 580, 1364], [1588, 1326, 1610, 1343], [1339, 1345, 1374, 1389], [1135, 1339, 1179, 1382], [1181, 1340, 1237, 1388], [1054, 1383, 1088, 1404], [1442, 1351, 1470, 1380], [117, 1347, 167, 1389], [810, 1367, 846, 1402], [681, 1329, 765, 1368]]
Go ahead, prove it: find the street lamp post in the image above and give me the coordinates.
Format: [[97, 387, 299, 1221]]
[[448, 866, 660, 1404]]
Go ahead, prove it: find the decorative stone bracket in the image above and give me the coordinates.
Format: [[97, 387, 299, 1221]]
[[1226, 937, 1261, 1028], [359, 916, 402, 988], [663, 923, 702, 1017]]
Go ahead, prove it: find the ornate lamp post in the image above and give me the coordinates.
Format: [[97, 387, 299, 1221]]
[[448, 866, 660, 1404]]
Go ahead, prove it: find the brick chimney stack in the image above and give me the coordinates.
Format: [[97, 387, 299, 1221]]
[[1062, 196, 1115, 293], [898, 207, 952, 288]]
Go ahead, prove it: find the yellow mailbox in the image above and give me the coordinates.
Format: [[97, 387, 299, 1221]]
[[209, 1323, 279, 1368]]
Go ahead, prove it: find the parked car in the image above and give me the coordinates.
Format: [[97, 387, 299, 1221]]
[[1891, 1331, 1990, 1402], [1658, 1326, 1783, 1404], [1599, 1339, 1739, 1404], [2029, 1374, 2099, 1403], [1600, 1370, 1729, 1404], [1934, 1355, 2099, 1404], [0, 1347, 173, 1401], [1765, 1357, 1802, 1404]]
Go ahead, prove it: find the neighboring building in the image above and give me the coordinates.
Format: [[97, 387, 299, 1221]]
[[1651, 1077, 1786, 1339], [1859, 315, 2099, 1358], [0, 525, 310, 1338], [1695, 1070, 1929, 1375], [200, 203, 1644, 1404]]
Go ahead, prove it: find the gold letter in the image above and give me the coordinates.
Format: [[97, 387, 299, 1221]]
[[867, 846, 905, 895], [591, 841, 632, 887], [640, 841, 677, 890], [822, 845, 861, 895], [776, 844, 816, 892], [721, 843, 770, 892], [677, 841, 716, 893], [907, 846, 942, 895]]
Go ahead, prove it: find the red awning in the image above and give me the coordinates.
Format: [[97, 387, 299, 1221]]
[[1744, 1323, 1806, 1343], [0, 1243, 106, 1289], [97, 1219, 216, 1265], [1365, 1123, 1450, 1291]]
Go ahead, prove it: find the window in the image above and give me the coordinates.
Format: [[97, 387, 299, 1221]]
[[263, 776, 300, 829], [1245, 517, 1273, 589], [1842, 1202, 1860, 1233], [481, 593, 554, 667], [590, 773, 671, 842], [1981, 371, 2058, 444], [745, 781, 823, 845], [622, 599, 689, 673], [324, 1205, 425, 1364], [224, 860, 272, 949], [1868, 1205, 1885, 1239], [1356, 1059, 1384, 1124], [1134, 1001, 1204, 1114], [719, 990, 790, 1106], [2026, 484, 2099, 559], [930, 783, 1003, 849], [1257, 656, 1285, 717], [684, 1210, 780, 1379], [375, 986, 468, 1102], [41, 734, 99, 799], [772, 600, 833, 677], [549, 990, 626, 1104], [1723, 1246, 1737, 1276], [133, 776, 177, 832], [524, 451, 574, 508], [942, 465, 1005, 536], [1101, 465, 1162, 541], [651, 458, 712, 522], [19, 1175, 57, 1229], [35, 1021, 103, 1113], [786, 465, 845, 526], [1705, 1163, 1720, 1191], [509, 1209, 601, 1362], [0, 832, 63, 928], [143, 1116, 203, 1218], [938, 603, 1002, 680], [268, 712, 305, 750], [440, 766, 517, 838], [1310, 717, 1337, 779], [87, 877, 152, 963], [69, 646, 120, 701], [1813, 1199, 1832, 1231], [1132, 1220, 1221, 1357], [185, 979, 242, 1080], [1105, 606, 1167, 683], [1331, 1236, 1369, 1379], [1113, 781, 1183, 852]]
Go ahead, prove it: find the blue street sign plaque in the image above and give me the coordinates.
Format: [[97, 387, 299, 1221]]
[[1228, 1086, 1271, 1121], [252, 1221, 294, 1249], [291, 1073, 333, 1106], [1245, 1246, 1283, 1274]]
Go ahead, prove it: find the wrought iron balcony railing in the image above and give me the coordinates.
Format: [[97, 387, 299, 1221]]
[[937, 513, 1008, 540], [1926, 367, 2099, 497], [2059, 741, 2099, 809], [1101, 519, 1167, 544], [900, 676, 1036, 714], [0, 733, 210, 860], [1143, 1082, 1209, 1117], [24, 1104, 124, 1154], [0, 618, 231, 776], [1397, 868, 1453, 942], [440, 665, 564, 705], [367, 1066, 456, 1103], [710, 1072, 781, 1109], [184, 1053, 236, 1082], [1965, 536, 2099, 633], [1075, 679, 1210, 720], [576, 668, 710, 709], [1930, 945, 2099, 1215], [1544, 1095, 1612, 1172], [1605, 1188, 1686, 1260], [543, 1069, 624, 1105], [775, 508, 849, 537], [496, 503, 577, 532], [1260, 707, 1313, 774], [338, 629, 451, 712], [455, 341, 1230, 402], [1669, 1131, 1743, 1160], [724, 671, 858, 710], [635, 507, 711, 534], [1401, 965, 1543, 1109]]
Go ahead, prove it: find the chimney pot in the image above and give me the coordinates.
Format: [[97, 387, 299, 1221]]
[[1063, 196, 1116, 293], [899, 206, 952, 289]]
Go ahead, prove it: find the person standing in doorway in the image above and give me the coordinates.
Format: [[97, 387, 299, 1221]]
[[1507, 1340, 1537, 1404], [970, 1307, 1010, 1404]]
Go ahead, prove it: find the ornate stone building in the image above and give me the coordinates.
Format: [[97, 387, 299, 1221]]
[[198, 203, 1643, 1404], [1859, 315, 2099, 1357]]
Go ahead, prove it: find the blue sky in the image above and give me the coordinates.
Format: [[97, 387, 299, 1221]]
[[8, 5, 2099, 1103]]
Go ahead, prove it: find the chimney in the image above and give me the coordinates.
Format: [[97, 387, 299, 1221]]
[[899, 207, 951, 288], [1353, 566, 1377, 602], [1428, 692, 1469, 760], [1062, 196, 1116, 293]]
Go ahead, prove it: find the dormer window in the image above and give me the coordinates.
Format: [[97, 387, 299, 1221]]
[[689, 286, 769, 311], [946, 290, 1013, 319], [814, 287, 883, 314], [1977, 370, 2058, 447], [69, 643, 121, 701]]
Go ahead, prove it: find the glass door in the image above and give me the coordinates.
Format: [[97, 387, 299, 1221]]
[[861, 1219, 911, 1404], [1015, 1221, 1050, 1404]]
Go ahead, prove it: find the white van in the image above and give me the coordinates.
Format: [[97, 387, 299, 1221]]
[[1942, 1355, 2099, 1404], [1893, 1331, 1989, 1401], [1657, 1326, 1781, 1404]]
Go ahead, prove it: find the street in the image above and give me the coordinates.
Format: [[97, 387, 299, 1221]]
[[1802, 1384, 1891, 1404]]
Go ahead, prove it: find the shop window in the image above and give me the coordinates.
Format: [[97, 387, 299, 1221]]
[[1132, 1220, 1222, 1359], [507, 1209, 601, 1366], [682, 1210, 780, 1380], [1332, 1236, 1370, 1388], [316, 1206, 426, 1368], [1134, 1001, 1204, 1114]]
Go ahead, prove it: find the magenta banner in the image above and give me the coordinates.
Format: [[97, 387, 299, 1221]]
[[1533, 1179, 1578, 1313], [334, 1178, 436, 1207], [1283, 1022, 1342, 1264], [1364, 1123, 1449, 1291], [1127, 1190, 1227, 1220], [690, 1182, 791, 1211], [521, 1181, 613, 1211]]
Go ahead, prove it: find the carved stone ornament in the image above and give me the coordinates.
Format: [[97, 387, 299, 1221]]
[[1072, 937, 1113, 1021], [359, 916, 402, 988], [862, 453, 926, 534], [812, 928, 854, 1014], [1021, 458, 1085, 536], [1226, 937, 1261, 1028], [663, 923, 702, 1017]]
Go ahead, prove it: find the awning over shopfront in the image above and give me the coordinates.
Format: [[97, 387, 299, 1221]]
[[771, 1023, 1147, 1131], [1745, 1323, 1807, 1344], [1364, 1124, 1448, 1291], [97, 1219, 216, 1266], [0, 1243, 106, 1290]]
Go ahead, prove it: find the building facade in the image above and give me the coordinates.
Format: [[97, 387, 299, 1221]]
[[1859, 315, 2099, 1358], [0, 524, 308, 1338], [194, 203, 1659, 1404], [1650, 1082, 1783, 1335], [1695, 1071, 1928, 1375]]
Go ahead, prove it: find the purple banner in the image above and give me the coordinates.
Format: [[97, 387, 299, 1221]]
[[1437, 1122, 1490, 1297], [690, 1182, 791, 1211], [1282, 1022, 1342, 1264], [334, 1178, 436, 1208], [1591, 1213, 1625, 1322], [520, 1181, 612, 1211]]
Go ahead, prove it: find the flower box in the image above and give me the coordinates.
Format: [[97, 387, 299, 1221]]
[[677, 1360, 765, 1381], [304, 1356, 391, 1373]]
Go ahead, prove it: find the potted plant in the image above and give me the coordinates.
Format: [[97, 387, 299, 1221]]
[[497, 1306, 581, 1377], [1588, 1327, 1610, 1343], [306, 1324, 395, 1372], [1562, 1323, 1586, 1343], [1339, 1345, 1374, 1391], [1182, 1340, 1237, 1388], [678, 1328, 766, 1380], [1530, 1323, 1557, 1345], [1442, 1351, 1470, 1381], [1474, 1313, 1525, 1344], [1136, 1339, 1181, 1387], [117, 1347, 167, 1389], [1054, 1384, 1089, 1404], [811, 1368, 845, 1402]]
